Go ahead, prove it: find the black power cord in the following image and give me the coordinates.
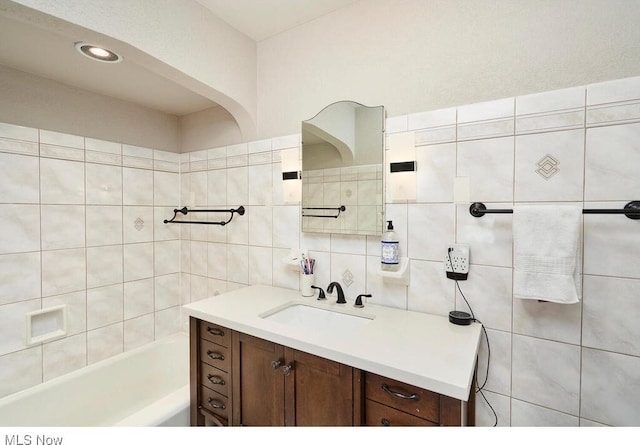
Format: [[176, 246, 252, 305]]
[[448, 248, 498, 427]]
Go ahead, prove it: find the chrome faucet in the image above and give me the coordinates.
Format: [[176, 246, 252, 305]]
[[326, 282, 346, 304]]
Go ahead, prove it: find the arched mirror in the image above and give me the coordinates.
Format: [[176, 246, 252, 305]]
[[301, 101, 384, 236]]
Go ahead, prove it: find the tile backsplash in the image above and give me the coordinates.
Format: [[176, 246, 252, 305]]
[[1, 75, 640, 426]]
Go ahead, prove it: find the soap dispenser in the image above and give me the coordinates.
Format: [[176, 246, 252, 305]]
[[381, 220, 399, 272]]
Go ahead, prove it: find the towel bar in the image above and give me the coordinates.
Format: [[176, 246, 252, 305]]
[[469, 201, 640, 220], [163, 206, 245, 225]]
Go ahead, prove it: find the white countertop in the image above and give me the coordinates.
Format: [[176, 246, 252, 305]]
[[183, 284, 482, 401]]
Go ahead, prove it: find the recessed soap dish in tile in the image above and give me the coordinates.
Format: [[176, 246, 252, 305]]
[[25, 305, 67, 346]]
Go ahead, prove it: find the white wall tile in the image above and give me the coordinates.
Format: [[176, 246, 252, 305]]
[[0, 204, 40, 254], [584, 201, 640, 279], [87, 322, 123, 365], [207, 242, 228, 280], [86, 245, 123, 288], [329, 252, 366, 302], [207, 169, 227, 207], [511, 399, 579, 426], [0, 153, 40, 204], [248, 205, 273, 247], [42, 333, 86, 381], [123, 242, 153, 282], [248, 246, 273, 285], [41, 205, 85, 250], [249, 163, 273, 206], [407, 204, 455, 261], [585, 123, 640, 201], [40, 158, 84, 205], [272, 206, 300, 249], [87, 284, 123, 329], [227, 245, 249, 284], [123, 278, 154, 320], [155, 306, 181, 339], [475, 390, 510, 427], [41, 248, 86, 297], [154, 240, 180, 276], [40, 130, 83, 149], [514, 129, 585, 202], [512, 335, 580, 415], [407, 259, 453, 315], [154, 273, 180, 310], [586, 76, 640, 105], [0, 347, 42, 398], [227, 166, 248, 206], [122, 167, 153, 206], [581, 348, 640, 426], [124, 314, 154, 351], [0, 299, 40, 355], [154, 206, 180, 241], [457, 137, 514, 202], [477, 329, 511, 397], [515, 86, 585, 134], [583, 275, 640, 356], [86, 205, 123, 247], [455, 264, 512, 331], [415, 143, 456, 203], [85, 163, 122, 205], [153, 171, 180, 206], [0, 122, 38, 142], [0, 252, 41, 305]]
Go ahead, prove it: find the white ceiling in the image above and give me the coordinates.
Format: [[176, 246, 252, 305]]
[[0, 0, 357, 117], [195, 0, 358, 41]]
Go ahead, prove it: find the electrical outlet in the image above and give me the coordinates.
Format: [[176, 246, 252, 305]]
[[445, 244, 470, 280]]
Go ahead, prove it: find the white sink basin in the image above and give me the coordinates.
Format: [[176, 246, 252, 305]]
[[260, 302, 373, 333]]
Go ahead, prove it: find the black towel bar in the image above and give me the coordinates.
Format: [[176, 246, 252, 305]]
[[302, 205, 346, 219], [469, 202, 640, 220], [163, 206, 245, 225]]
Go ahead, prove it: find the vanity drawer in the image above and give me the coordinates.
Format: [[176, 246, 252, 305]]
[[365, 373, 439, 423], [199, 338, 230, 372], [200, 362, 229, 397], [199, 321, 230, 348], [365, 400, 437, 426], [200, 385, 229, 424]]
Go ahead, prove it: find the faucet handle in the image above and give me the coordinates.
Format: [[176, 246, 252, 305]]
[[354, 294, 372, 308], [311, 285, 326, 300]]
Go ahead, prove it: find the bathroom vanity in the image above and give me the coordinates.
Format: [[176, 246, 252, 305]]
[[183, 285, 482, 427]]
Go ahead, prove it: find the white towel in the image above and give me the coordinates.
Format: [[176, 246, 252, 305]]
[[513, 205, 582, 304]]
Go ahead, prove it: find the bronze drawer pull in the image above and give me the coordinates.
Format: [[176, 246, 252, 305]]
[[207, 374, 226, 385], [207, 350, 225, 360], [381, 383, 419, 401], [381, 418, 391, 426], [207, 398, 226, 410], [207, 327, 225, 336]]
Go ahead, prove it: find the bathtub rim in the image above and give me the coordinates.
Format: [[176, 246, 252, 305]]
[[0, 332, 188, 410]]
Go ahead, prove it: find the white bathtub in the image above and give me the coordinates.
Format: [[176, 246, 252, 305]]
[[0, 333, 190, 427]]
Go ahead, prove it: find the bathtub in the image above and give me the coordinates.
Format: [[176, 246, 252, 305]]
[[0, 333, 190, 427]]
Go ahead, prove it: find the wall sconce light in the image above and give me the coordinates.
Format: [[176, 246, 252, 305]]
[[281, 147, 301, 204], [387, 132, 417, 201]]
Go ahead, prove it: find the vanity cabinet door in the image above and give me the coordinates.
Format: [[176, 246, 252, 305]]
[[283, 347, 360, 426], [232, 332, 285, 426], [230, 331, 361, 426]]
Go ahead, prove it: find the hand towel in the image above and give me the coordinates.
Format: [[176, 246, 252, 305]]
[[513, 205, 582, 304]]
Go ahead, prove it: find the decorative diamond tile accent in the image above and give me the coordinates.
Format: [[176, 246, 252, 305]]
[[536, 154, 560, 180], [134, 217, 144, 231], [342, 269, 354, 287], [345, 188, 353, 198]]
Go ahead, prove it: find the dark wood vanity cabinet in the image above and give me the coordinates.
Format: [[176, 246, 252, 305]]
[[190, 317, 472, 427], [232, 332, 361, 426]]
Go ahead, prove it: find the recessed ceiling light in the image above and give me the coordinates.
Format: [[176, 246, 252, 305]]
[[75, 42, 122, 63]]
